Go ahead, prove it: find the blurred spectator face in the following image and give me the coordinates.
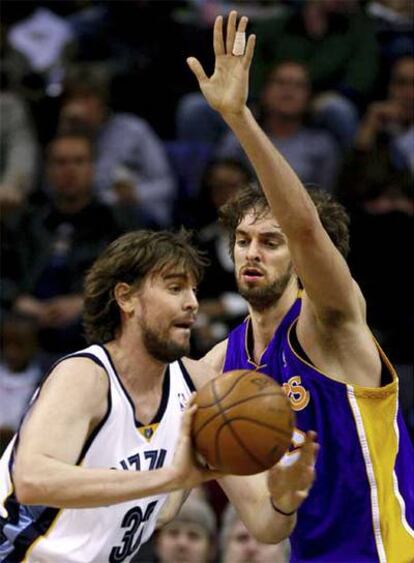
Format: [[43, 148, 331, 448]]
[[261, 62, 310, 120], [47, 137, 93, 200], [1, 319, 38, 373], [156, 521, 212, 563], [60, 94, 106, 132], [208, 162, 249, 210], [223, 519, 287, 563], [389, 57, 414, 122]]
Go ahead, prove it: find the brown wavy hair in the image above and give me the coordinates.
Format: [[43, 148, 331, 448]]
[[219, 184, 350, 258], [83, 230, 207, 344]]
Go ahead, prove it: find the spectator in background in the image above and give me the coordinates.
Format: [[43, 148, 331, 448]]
[[220, 504, 289, 563], [59, 69, 175, 227], [155, 497, 217, 563], [0, 313, 43, 454], [251, 0, 379, 149], [217, 60, 340, 192], [336, 55, 413, 365], [337, 55, 413, 209], [7, 132, 122, 357], [0, 91, 37, 214], [193, 159, 251, 356]]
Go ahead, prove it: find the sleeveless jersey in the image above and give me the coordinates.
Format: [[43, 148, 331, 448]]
[[224, 296, 414, 563], [0, 344, 196, 563]]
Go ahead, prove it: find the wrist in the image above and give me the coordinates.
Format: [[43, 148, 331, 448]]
[[222, 105, 251, 127], [269, 496, 297, 516]]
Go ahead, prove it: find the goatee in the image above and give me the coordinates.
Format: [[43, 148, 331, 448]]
[[238, 266, 293, 312]]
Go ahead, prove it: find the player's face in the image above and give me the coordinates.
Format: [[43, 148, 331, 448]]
[[234, 210, 294, 310], [156, 521, 211, 563], [137, 269, 198, 363]]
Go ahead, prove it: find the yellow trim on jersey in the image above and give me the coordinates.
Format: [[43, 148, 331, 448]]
[[352, 382, 414, 562], [286, 318, 398, 394], [138, 422, 159, 442]]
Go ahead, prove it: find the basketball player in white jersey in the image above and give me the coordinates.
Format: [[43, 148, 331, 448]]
[[0, 228, 316, 563]]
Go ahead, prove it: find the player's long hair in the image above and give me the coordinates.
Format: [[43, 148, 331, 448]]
[[220, 184, 350, 259], [83, 230, 207, 344]]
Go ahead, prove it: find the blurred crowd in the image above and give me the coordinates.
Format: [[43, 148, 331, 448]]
[[0, 0, 413, 556]]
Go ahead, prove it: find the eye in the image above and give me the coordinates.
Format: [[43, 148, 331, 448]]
[[264, 239, 280, 248], [169, 285, 181, 294], [236, 238, 248, 247]]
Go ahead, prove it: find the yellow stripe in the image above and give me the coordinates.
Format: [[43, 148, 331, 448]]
[[353, 383, 414, 562]]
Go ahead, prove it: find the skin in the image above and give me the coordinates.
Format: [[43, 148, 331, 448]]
[[191, 11, 382, 391], [11, 13, 318, 550], [223, 519, 288, 563], [156, 521, 212, 563]]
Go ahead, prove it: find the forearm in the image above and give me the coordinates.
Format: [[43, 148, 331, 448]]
[[244, 494, 296, 544], [14, 456, 180, 509], [223, 107, 319, 237]]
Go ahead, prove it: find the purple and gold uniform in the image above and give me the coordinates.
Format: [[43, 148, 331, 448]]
[[224, 294, 414, 562]]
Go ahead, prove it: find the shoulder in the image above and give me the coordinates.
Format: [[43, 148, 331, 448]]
[[40, 356, 109, 415], [202, 339, 229, 372], [181, 356, 220, 390]]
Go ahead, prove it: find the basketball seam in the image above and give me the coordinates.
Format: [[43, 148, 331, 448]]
[[193, 391, 287, 439], [197, 370, 254, 409], [212, 379, 268, 473]]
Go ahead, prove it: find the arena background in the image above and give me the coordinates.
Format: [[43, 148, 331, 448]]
[[0, 1, 413, 561]]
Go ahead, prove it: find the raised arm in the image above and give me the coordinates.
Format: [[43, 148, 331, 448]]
[[187, 12, 361, 326], [13, 358, 218, 509]]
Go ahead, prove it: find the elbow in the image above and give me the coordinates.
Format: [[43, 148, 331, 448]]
[[13, 469, 48, 506], [14, 477, 40, 505]]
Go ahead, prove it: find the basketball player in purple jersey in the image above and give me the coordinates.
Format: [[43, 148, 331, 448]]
[[188, 11, 414, 562]]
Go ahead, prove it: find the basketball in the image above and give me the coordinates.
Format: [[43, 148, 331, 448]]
[[192, 370, 295, 475]]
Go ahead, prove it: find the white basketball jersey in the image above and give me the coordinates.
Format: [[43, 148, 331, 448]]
[[0, 344, 196, 563]]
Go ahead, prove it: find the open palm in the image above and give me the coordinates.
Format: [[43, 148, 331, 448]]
[[187, 11, 256, 116]]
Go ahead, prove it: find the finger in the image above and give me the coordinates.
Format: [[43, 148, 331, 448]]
[[298, 432, 319, 466], [243, 34, 256, 69], [186, 57, 208, 84], [180, 402, 197, 435], [214, 15, 225, 57], [226, 10, 238, 54]]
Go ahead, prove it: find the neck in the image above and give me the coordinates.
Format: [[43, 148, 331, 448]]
[[264, 114, 302, 138], [248, 279, 298, 365], [106, 332, 166, 395]]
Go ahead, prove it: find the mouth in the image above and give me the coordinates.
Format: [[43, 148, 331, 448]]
[[241, 267, 264, 282], [172, 318, 195, 333]]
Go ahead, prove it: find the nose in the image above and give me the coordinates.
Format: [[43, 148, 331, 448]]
[[184, 288, 199, 313], [246, 239, 261, 262]]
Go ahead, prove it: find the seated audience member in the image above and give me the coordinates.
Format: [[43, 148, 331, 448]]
[[220, 504, 289, 563], [193, 159, 251, 355], [155, 497, 217, 563], [0, 313, 43, 454], [336, 55, 413, 366], [0, 91, 37, 214], [9, 132, 122, 356], [59, 69, 175, 227], [217, 61, 340, 193], [337, 54, 413, 206]]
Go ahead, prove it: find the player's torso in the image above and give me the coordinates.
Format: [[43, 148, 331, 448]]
[[224, 298, 414, 563], [0, 345, 195, 563]]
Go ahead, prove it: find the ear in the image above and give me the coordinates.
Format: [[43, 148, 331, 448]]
[[113, 282, 138, 316]]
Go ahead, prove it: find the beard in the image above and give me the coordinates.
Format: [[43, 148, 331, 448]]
[[237, 263, 294, 312], [141, 322, 190, 363]]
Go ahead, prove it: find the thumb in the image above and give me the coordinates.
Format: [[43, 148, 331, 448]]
[[186, 57, 208, 84]]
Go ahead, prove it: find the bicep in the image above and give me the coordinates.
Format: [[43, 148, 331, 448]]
[[14, 359, 108, 469]]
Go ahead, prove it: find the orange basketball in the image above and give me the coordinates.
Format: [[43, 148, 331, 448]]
[[192, 370, 295, 475]]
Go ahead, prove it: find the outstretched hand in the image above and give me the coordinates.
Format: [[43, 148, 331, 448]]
[[268, 431, 319, 514], [187, 10, 256, 117]]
